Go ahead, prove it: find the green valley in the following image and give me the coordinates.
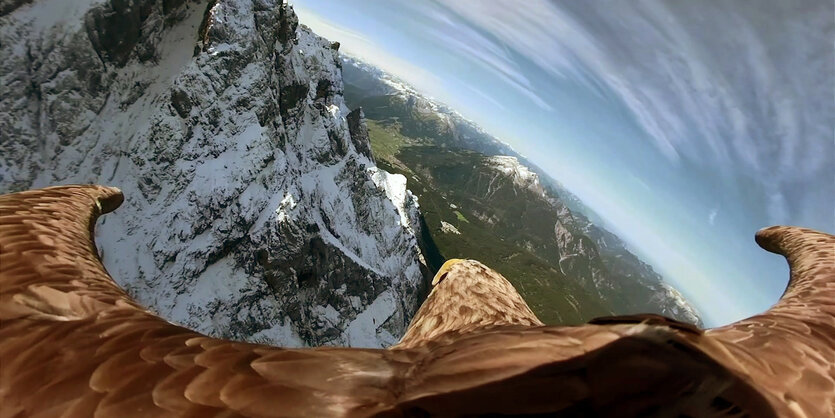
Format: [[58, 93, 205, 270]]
[[367, 120, 611, 324]]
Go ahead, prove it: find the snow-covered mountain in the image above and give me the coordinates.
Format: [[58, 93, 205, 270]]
[[483, 156, 546, 196], [0, 0, 428, 347]]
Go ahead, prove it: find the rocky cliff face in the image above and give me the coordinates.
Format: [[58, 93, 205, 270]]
[[0, 0, 428, 347]]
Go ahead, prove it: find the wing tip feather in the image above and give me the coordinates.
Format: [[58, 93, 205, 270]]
[[754, 225, 834, 258], [91, 185, 124, 215], [753, 224, 835, 307]]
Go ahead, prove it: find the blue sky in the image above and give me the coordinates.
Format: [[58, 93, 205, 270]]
[[293, 0, 835, 327]]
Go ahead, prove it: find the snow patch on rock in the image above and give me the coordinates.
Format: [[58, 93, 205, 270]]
[[344, 290, 399, 348], [440, 221, 461, 235], [369, 167, 418, 230], [485, 155, 546, 196]]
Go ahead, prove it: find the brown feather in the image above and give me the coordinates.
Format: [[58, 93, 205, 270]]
[[1, 185, 833, 417]]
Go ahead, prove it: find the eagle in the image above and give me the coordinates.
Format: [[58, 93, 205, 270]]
[[0, 185, 832, 417]]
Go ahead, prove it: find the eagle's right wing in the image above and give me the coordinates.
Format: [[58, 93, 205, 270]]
[[703, 226, 835, 417]]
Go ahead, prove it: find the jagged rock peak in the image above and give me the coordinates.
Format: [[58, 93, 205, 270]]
[[347, 107, 374, 162]]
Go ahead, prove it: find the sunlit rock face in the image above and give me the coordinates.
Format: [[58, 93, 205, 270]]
[[0, 0, 428, 347]]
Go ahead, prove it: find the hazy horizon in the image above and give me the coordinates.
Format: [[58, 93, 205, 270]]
[[293, 0, 835, 327]]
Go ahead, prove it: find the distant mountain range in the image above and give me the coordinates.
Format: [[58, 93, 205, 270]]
[[342, 56, 702, 326]]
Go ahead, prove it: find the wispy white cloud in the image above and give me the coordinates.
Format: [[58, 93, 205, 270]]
[[708, 207, 719, 226], [464, 83, 506, 111], [438, 0, 834, 226], [415, 7, 554, 111]]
